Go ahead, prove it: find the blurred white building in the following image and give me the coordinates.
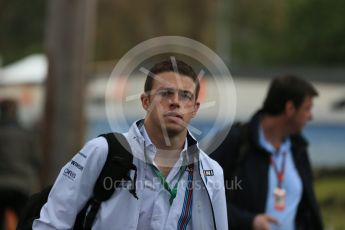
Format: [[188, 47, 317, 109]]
[[0, 54, 46, 126]]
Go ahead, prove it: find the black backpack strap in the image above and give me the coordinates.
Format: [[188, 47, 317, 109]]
[[74, 132, 137, 230], [17, 185, 53, 230]]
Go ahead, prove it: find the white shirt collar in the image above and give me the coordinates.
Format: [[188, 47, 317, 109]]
[[139, 125, 188, 168]]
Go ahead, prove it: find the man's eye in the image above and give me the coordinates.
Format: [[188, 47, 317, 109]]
[[180, 92, 193, 100], [159, 91, 168, 96]]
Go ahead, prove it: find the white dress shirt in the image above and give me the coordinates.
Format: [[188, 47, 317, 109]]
[[138, 126, 192, 230]]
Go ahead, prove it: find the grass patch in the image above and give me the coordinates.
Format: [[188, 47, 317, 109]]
[[314, 176, 345, 230]]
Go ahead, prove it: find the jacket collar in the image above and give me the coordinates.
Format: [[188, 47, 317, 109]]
[[128, 119, 200, 164]]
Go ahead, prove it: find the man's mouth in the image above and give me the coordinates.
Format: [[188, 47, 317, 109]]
[[164, 112, 183, 120]]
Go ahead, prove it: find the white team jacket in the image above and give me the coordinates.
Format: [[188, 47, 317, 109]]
[[33, 121, 228, 230]]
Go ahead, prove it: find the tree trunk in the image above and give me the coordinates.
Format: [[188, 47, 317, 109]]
[[42, 0, 97, 185]]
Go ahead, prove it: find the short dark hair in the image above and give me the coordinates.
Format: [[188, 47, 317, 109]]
[[144, 59, 200, 100], [262, 75, 318, 115]]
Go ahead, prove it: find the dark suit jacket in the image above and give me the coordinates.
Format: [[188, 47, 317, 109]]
[[211, 111, 323, 230]]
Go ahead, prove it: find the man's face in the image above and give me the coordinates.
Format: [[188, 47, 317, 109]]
[[141, 71, 200, 137], [289, 96, 314, 134]]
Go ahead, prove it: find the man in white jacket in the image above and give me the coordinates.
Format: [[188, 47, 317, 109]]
[[33, 59, 228, 230]]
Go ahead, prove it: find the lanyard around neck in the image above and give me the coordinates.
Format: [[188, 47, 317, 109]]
[[150, 163, 190, 205], [270, 151, 287, 188]]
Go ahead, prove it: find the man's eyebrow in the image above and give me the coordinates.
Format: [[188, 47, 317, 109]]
[[156, 87, 175, 91]]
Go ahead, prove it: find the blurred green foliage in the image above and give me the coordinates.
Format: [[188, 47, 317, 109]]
[[0, 0, 344, 66], [314, 176, 345, 230], [0, 0, 46, 65], [230, 0, 345, 66]]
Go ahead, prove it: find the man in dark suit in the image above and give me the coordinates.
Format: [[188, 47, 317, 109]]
[[211, 75, 323, 230]]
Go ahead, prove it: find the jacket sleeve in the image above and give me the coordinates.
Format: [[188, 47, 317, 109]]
[[295, 145, 324, 230], [32, 137, 108, 230]]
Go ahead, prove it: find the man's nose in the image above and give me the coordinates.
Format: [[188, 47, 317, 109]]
[[169, 92, 180, 107]]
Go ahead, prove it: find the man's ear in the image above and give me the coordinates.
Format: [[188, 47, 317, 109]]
[[141, 93, 150, 111], [191, 101, 200, 118], [285, 100, 296, 117]]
